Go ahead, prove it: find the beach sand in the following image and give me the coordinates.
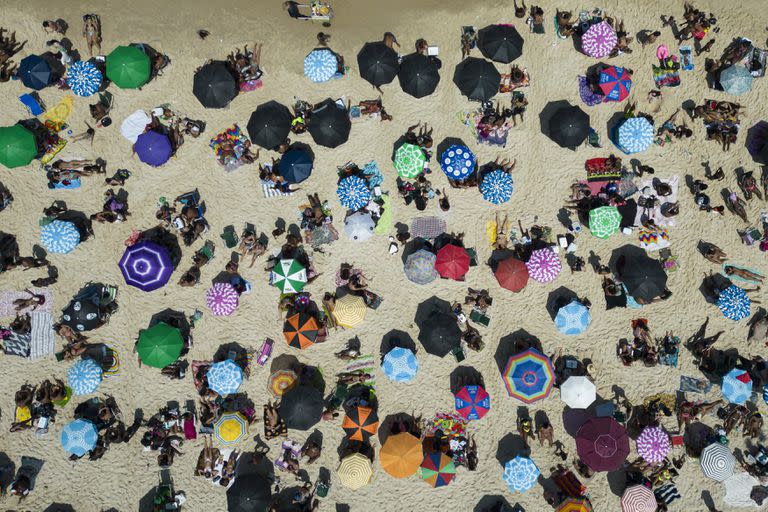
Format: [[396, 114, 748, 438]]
[[0, 0, 767, 510]]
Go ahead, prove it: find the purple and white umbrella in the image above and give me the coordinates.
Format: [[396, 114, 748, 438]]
[[206, 282, 239, 316], [119, 240, 173, 292], [525, 248, 561, 283], [581, 21, 617, 58], [636, 426, 670, 465]]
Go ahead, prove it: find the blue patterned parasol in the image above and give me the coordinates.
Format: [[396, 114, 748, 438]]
[[717, 285, 750, 321], [66, 60, 103, 97], [61, 419, 98, 456], [615, 117, 654, 154], [480, 169, 514, 204], [304, 48, 338, 83], [554, 300, 592, 335], [337, 176, 371, 210], [207, 359, 244, 396], [722, 368, 752, 404], [40, 220, 80, 254], [503, 456, 540, 493], [67, 358, 103, 395], [381, 347, 419, 382], [440, 145, 476, 180]]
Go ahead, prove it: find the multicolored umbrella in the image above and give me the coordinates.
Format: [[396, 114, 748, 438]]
[[380, 433, 422, 478], [66, 60, 103, 97], [268, 369, 298, 397], [119, 240, 173, 292], [304, 48, 338, 83], [621, 485, 656, 512], [337, 176, 371, 211], [722, 368, 753, 404], [615, 117, 654, 154], [495, 257, 529, 292], [435, 244, 470, 280], [503, 456, 540, 493], [560, 376, 596, 409], [525, 248, 561, 283], [394, 143, 426, 179], [0, 124, 37, 169], [581, 21, 617, 58], [381, 347, 419, 382], [134, 130, 173, 167], [700, 442, 736, 481], [480, 170, 514, 204], [555, 300, 592, 335], [502, 349, 555, 403], [40, 220, 80, 254], [636, 426, 670, 465], [576, 417, 630, 472], [333, 294, 367, 328], [599, 66, 632, 102], [421, 451, 456, 487], [214, 412, 248, 445], [106, 45, 151, 89], [454, 385, 490, 420], [405, 249, 439, 285], [440, 145, 476, 180], [283, 312, 318, 350], [720, 65, 753, 96], [344, 211, 376, 242], [136, 322, 184, 368], [338, 453, 373, 489], [61, 418, 98, 456], [588, 206, 622, 238], [717, 285, 751, 321], [342, 406, 379, 442], [207, 359, 243, 396], [67, 358, 103, 395], [557, 498, 593, 512], [206, 282, 239, 316], [271, 259, 307, 294]]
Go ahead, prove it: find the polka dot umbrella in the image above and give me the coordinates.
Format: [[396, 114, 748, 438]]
[[440, 145, 476, 181]]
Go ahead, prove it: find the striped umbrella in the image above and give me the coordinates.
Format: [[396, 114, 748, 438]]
[[421, 451, 456, 487], [621, 485, 656, 512], [404, 249, 439, 285], [599, 66, 632, 102], [555, 300, 592, 335], [440, 145, 476, 181], [119, 240, 173, 292], [722, 368, 753, 404], [337, 176, 371, 211], [616, 117, 654, 154], [67, 358, 103, 395], [214, 412, 248, 445], [525, 248, 561, 283], [717, 285, 751, 321], [720, 65, 753, 96], [66, 60, 103, 97], [557, 498, 593, 512], [381, 347, 419, 382], [206, 282, 239, 316], [589, 206, 622, 238], [480, 170, 514, 204], [338, 453, 373, 489], [700, 442, 735, 482], [380, 433, 423, 478], [560, 376, 596, 409], [636, 426, 670, 464], [304, 48, 338, 83], [394, 143, 426, 179], [60, 418, 98, 456], [502, 349, 555, 403], [40, 220, 80, 254], [342, 406, 379, 442], [271, 259, 307, 294], [581, 21, 617, 58], [333, 294, 367, 328], [207, 359, 243, 396], [283, 312, 318, 350], [503, 456, 540, 493], [454, 385, 490, 420], [269, 369, 298, 397]]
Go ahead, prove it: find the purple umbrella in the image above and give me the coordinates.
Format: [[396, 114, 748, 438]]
[[206, 282, 239, 316], [525, 248, 561, 283], [581, 21, 617, 58], [119, 240, 173, 292], [636, 426, 670, 465], [578, 76, 603, 106], [576, 417, 630, 472], [134, 130, 172, 167]]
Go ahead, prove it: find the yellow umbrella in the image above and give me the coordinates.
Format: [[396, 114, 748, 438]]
[[333, 294, 367, 328], [214, 412, 248, 445], [337, 453, 373, 489], [380, 433, 423, 478], [269, 369, 298, 398]]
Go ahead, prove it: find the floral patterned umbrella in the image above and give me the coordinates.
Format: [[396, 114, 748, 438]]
[[337, 175, 371, 211], [206, 359, 243, 396], [525, 248, 561, 283], [480, 170, 514, 204], [394, 143, 426, 179], [503, 456, 540, 493], [588, 206, 622, 238]]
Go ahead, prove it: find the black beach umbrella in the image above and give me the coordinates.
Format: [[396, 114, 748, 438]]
[[308, 98, 351, 148], [226, 473, 272, 512], [610, 245, 668, 302], [278, 148, 313, 184], [61, 298, 102, 332], [398, 53, 440, 98], [453, 57, 501, 101], [415, 297, 462, 358], [193, 60, 238, 108], [357, 41, 399, 86], [478, 24, 524, 63], [539, 101, 591, 148], [19, 55, 57, 90], [247, 101, 292, 150], [280, 384, 323, 430]]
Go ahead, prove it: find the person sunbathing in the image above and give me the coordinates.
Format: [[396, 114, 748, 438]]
[[725, 266, 764, 283], [13, 289, 46, 312]]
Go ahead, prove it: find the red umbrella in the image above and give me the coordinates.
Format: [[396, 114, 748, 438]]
[[495, 257, 529, 292], [575, 417, 630, 472], [435, 244, 470, 280]]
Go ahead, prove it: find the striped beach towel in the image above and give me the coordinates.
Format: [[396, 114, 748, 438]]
[[261, 180, 294, 198], [3, 331, 31, 357], [0, 288, 53, 316], [654, 483, 681, 504], [29, 311, 55, 359], [346, 354, 376, 388]]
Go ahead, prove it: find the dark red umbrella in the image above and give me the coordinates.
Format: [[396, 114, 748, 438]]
[[575, 417, 629, 472], [494, 257, 528, 292], [435, 244, 470, 280]]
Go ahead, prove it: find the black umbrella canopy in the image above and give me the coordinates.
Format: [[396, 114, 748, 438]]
[[308, 98, 352, 148], [478, 25, 524, 63], [453, 57, 501, 101], [398, 53, 440, 98], [415, 297, 462, 357], [247, 101, 293, 150], [226, 473, 272, 512], [610, 245, 668, 302], [280, 384, 323, 430], [539, 100, 590, 148], [61, 298, 102, 332], [193, 60, 238, 109], [357, 41, 399, 86]]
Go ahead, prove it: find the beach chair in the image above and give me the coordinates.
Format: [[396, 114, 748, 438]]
[[469, 308, 490, 327], [220, 226, 239, 249], [19, 93, 45, 116]]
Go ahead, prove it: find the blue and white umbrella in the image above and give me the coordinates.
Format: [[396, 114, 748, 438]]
[[440, 145, 476, 181], [67, 358, 103, 395], [337, 176, 371, 211], [66, 60, 103, 97], [720, 65, 753, 96], [304, 48, 338, 83], [480, 170, 514, 204], [503, 456, 540, 493], [207, 359, 244, 396], [615, 117, 654, 154], [40, 220, 80, 254], [717, 285, 751, 321], [61, 418, 99, 456], [381, 347, 419, 382], [554, 300, 592, 335], [764, 384, 768, 405], [722, 368, 753, 404], [404, 249, 439, 285]]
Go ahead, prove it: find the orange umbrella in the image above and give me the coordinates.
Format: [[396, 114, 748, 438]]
[[380, 433, 423, 478], [342, 406, 379, 442], [283, 312, 318, 349], [557, 498, 594, 512]]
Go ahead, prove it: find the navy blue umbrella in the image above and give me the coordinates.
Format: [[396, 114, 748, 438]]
[[279, 149, 313, 184], [19, 55, 54, 90]]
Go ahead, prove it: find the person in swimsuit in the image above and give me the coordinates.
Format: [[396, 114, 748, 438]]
[[82, 14, 101, 56]]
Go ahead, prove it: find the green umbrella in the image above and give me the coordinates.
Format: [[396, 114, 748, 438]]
[[0, 124, 37, 169], [106, 46, 151, 89], [394, 143, 426, 179], [588, 206, 622, 239], [271, 259, 307, 294], [136, 322, 184, 368]]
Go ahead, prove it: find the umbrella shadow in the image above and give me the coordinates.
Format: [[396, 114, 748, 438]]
[[400, 237, 432, 265], [436, 137, 469, 162], [380, 329, 417, 361], [606, 111, 626, 145], [487, 248, 517, 272], [562, 407, 593, 437], [449, 366, 485, 394], [391, 134, 408, 162], [0, 452, 14, 491], [546, 287, 579, 321], [55, 209, 93, 243], [415, 296, 453, 324], [270, 353, 300, 373], [606, 468, 628, 496], [474, 495, 516, 512], [494, 330, 543, 374], [138, 485, 158, 512], [684, 422, 715, 457], [377, 412, 417, 445], [608, 244, 648, 273], [496, 433, 530, 466], [287, 141, 315, 162], [149, 308, 191, 340], [43, 505, 76, 512], [213, 342, 248, 365], [141, 226, 182, 267], [534, 411, 550, 431]]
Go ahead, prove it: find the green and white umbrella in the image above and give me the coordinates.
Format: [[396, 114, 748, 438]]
[[271, 259, 307, 293], [588, 206, 622, 239], [394, 143, 426, 179]]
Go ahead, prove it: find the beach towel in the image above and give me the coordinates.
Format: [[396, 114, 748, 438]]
[[28, 311, 54, 359], [373, 194, 392, 235], [578, 76, 603, 106], [0, 289, 53, 316], [2, 332, 31, 357], [638, 229, 670, 251], [486, 220, 498, 247], [261, 180, 294, 198], [720, 263, 764, 285], [554, 17, 567, 39], [40, 138, 67, 165], [635, 175, 679, 227], [102, 342, 121, 379], [652, 65, 681, 88], [654, 483, 681, 505], [585, 158, 621, 182], [42, 95, 73, 124], [411, 216, 446, 239], [680, 46, 693, 71], [120, 110, 152, 143], [345, 354, 376, 388], [679, 375, 712, 394]]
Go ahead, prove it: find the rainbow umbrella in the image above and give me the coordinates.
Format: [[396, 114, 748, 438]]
[[502, 349, 555, 403], [454, 385, 490, 420], [420, 451, 456, 487], [599, 66, 632, 102]]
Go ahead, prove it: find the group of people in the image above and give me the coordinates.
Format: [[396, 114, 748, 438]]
[[141, 405, 196, 468], [156, 190, 209, 247], [225, 43, 264, 88], [0, 27, 26, 81], [616, 319, 681, 367], [692, 99, 742, 151]]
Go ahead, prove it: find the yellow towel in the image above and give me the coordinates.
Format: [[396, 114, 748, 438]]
[[486, 221, 497, 247], [43, 95, 74, 124], [15, 405, 31, 423]]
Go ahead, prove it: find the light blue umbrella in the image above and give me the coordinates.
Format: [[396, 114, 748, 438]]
[[440, 145, 476, 181], [381, 347, 419, 382], [207, 359, 244, 396], [304, 48, 338, 83], [61, 418, 98, 456], [722, 368, 753, 404], [67, 358, 103, 395], [718, 285, 750, 321], [404, 249, 439, 285], [554, 300, 592, 335], [480, 170, 514, 204], [337, 176, 371, 211], [720, 65, 753, 96], [503, 456, 540, 493], [615, 117, 654, 154], [40, 220, 80, 254], [66, 60, 103, 97]]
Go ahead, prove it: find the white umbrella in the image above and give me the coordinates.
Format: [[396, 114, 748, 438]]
[[560, 376, 596, 409], [724, 472, 761, 508], [344, 211, 375, 242], [120, 109, 151, 143], [700, 442, 736, 482]]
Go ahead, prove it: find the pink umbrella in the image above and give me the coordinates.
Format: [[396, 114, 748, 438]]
[[620, 484, 656, 512], [636, 426, 670, 465], [525, 248, 561, 283], [581, 21, 617, 58], [206, 282, 239, 316]]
